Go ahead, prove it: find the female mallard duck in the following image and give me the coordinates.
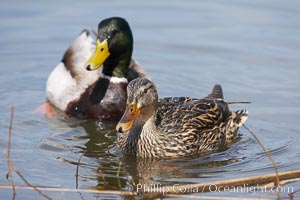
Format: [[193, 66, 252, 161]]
[[46, 17, 148, 120], [116, 78, 248, 158]]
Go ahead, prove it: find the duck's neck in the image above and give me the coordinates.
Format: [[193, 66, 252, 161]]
[[89, 55, 130, 104], [118, 116, 143, 155], [102, 51, 132, 78], [133, 104, 160, 135], [120, 112, 160, 156], [125, 111, 160, 150]]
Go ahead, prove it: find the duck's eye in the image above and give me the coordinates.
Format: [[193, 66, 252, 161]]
[[111, 29, 120, 36], [100, 48, 104, 52], [143, 88, 148, 94], [130, 107, 134, 113]]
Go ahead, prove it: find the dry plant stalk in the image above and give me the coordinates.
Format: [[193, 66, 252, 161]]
[[0, 185, 135, 196], [0, 185, 273, 200], [289, 188, 300, 200], [4, 152, 53, 200], [170, 169, 300, 194], [75, 153, 83, 189], [1, 164, 300, 199], [140, 171, 300, 199], [243, 124, 280, 186], [3, 106, 53, 200], [6, 105, 16, 197]]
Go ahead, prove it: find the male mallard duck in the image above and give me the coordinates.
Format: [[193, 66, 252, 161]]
[[46, 17, 148, 120], [116, 78, 248, 158]]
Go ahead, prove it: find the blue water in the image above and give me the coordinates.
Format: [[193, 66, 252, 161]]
[[1, 0, 300, 199]]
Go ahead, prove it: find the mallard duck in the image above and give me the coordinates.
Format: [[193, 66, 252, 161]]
[[46, 17, 148, 120], [116, 78, 248, 158]]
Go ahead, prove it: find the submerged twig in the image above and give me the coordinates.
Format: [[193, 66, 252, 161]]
[[243, 124, 280, 186], [243, 124, 281, 199], [3, 151, 53, 200], [98, 169, 106, 184], [117, 160, 122, 177], [75, 153, 84, 189], [117, 160, 123, 188], [6, 105, 16, 197], [289, 188, 300, 200]]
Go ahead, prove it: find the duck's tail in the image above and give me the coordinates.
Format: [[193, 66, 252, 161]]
[[225, 109, 248, 143], [206, 84, 224, 100]]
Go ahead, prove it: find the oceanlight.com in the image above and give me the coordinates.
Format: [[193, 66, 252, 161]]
[[136, 183, 294, 195]]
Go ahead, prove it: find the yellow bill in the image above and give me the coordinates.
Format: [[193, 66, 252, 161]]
[[85, 39, 110, 71], [116, 100, 140, 133]]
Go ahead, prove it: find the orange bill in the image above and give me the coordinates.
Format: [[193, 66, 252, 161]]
[[116, 100, 140, 133]]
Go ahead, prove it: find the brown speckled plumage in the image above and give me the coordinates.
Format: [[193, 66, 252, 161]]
[[116, 78, 248, 159]]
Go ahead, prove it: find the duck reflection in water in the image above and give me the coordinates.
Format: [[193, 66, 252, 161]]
[[44, 117, 239, 192]]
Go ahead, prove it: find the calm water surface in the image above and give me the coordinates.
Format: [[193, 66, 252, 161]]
[[1, 0, 300, 199]]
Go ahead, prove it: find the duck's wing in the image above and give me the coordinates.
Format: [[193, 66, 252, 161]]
[[127, 58, 150, 82], [158, 84, 228, 127], [156, 96, 230, 151], [158, 97, 230, 131]]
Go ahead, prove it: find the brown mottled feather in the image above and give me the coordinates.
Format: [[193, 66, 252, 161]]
[[117, 79, 248, 159]]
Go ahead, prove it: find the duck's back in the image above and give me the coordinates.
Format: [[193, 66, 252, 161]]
[[157, 97, 230, 134], [157, 84, 229, 133], [151, 85, 232, 157]]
